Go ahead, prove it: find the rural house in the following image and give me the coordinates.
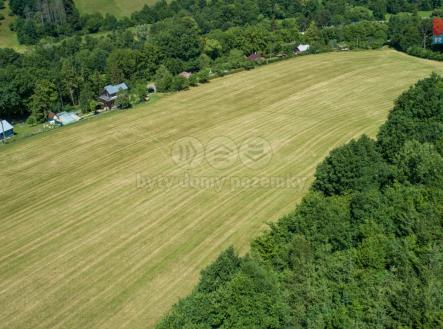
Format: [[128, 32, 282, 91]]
[[99, 83, 129, 109], [0, 120, 14, 140]]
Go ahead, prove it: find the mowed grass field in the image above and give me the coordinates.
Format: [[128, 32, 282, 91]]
[[1, 50, 443, 329], [0, 1, 22, 50], [75, 0, 157, 17]]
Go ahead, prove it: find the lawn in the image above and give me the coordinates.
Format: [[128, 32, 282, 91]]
[[385, 10, 433, 20], [1, 49, 443, 329], [0, 0, 145, 50], [75, 0, 157, 17], [0, 1, 23, 50], [418, 10, 432, 18]]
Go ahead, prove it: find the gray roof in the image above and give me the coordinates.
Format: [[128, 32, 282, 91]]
[[56, 112, 80, 125], [0, 120, 13, 133], [104, 83, 128, 95]]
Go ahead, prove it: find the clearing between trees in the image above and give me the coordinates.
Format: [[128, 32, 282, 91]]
[[75, 0, 157, 17]]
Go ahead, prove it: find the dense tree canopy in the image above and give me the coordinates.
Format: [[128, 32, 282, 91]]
[[7, 0, 442, 45], [377, 73, 443, 161], [312, 135, 391, 196]]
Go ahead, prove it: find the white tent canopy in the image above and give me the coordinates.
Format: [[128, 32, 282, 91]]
[[0, 120, 13, 133], [297, 44, 310, 52]]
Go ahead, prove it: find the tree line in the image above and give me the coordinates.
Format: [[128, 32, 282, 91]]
[[0, 15, 388, 122], [0, 0, 436, 124], [6, 0, 443, 45], [386, 7, 443, 60], [1, 0, 443, 123], [156, 74, 443, 329]]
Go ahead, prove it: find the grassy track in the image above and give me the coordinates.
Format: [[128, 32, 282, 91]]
[[1, 50, 443, 329], [75, 0, 157, 17]]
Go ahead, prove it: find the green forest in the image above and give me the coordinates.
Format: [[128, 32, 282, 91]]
[[6, 0, 440, 44], [2, 0, 443, 122], [156, 74, 443, 328]]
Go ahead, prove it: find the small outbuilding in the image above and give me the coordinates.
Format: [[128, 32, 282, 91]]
[[247, 52, 263, 62], [179, 71, 192, 79], [49, 112, 80, 126], [0, 120, 14, 140], [294, 44, 310, 53], [99, 83, 129, 109], [147, 83, 157, 94], [337, 42, 350, 51]]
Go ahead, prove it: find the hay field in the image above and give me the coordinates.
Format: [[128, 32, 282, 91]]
[[75, 0, 157, 17], [1, 50, 442, 329]]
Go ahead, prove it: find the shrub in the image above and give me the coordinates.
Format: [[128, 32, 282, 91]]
[[197, 68, 210, 83], [154, 65, 174, 92], [189, 74, 198, 86], [116, 90, 131, 109], [407, 46, 443, 61], [170, 75, 189, 91], [26, 115, 37, 126]]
